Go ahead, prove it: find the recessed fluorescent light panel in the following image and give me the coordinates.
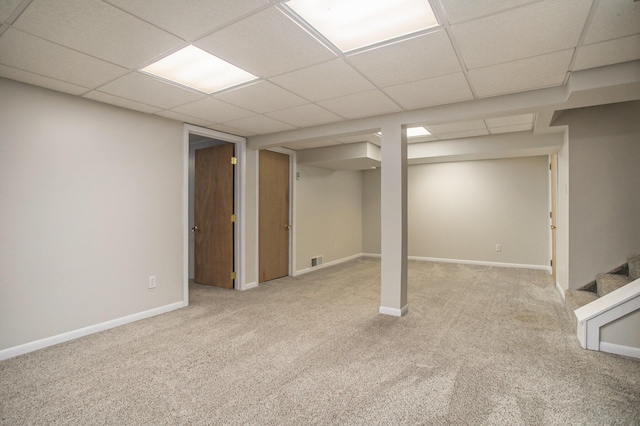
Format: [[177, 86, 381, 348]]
[[407, 127, 431, 137], [376, 127, 431, 138], [141, 45, 257, 94], [286, 0, 439, 52]]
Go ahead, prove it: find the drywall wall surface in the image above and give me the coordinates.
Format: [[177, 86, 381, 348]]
[[362, 157, 550, 266], [362, 169, 382, 254], [555, 100, 640, 289], [556, 130, 570, 292], [295, 165, 362, 272], [0, 79, 184, 350], [244, 148, 258, 286], [408, 157, 549, 265], [600, 308, 640, 350]]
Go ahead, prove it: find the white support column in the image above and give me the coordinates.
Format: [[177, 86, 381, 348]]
[[379, 122, 408, 317]]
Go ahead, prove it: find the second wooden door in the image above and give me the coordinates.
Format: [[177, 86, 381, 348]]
[[259, 150, 290, 283]]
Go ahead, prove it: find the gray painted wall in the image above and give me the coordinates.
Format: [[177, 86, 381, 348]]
[[0, 79, 184, 350], [295, 165, 363, 272], [555, 100, 640, 289], [362, 156, 550, 267]]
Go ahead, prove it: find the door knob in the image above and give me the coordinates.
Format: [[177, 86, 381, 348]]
[[191, 225, 200, 232], [550, 225, 557, 229], [284, 225, 291, 231]]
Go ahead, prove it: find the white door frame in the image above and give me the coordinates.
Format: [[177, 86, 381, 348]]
[[183, 124, 247, 305]]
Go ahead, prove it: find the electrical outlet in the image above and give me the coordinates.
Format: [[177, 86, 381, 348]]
[[496, 244, 502, 252], [148, 276, 156, 289]]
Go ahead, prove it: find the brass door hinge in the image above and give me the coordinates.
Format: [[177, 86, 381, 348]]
[[231, 157, 237, 165], [231, 271, 237, 280], [231, 214, 237, 222], [550, 260, 553, 266]]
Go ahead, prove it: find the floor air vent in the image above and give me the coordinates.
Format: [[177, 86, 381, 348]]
[[311, 256, 323, 268]]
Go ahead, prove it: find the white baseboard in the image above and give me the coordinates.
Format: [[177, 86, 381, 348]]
[[361, 253, 381, 258], [294, 253, 362, 276], [407, 255, 552, 273], [379, 304, 409, 317], [238, 281, 258, 291], [0, 301, 184, 361], [600, 342, 640, 359]]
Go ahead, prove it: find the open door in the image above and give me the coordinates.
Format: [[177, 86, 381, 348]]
[[259, 150, 290, 283], [193, 143, 235, 289], [550, 154, 557, 280]]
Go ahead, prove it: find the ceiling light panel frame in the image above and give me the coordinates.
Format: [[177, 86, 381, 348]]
[[284, 0, 440, 53]]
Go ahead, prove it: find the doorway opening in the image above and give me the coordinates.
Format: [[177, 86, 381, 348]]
[[184, 125, 246, 304]]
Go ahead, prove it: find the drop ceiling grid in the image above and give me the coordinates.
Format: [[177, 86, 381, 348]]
[[0, 0, 637, 142], [345, 30, 462, 89], [0, 0, 22, 22], [193, 7, 336, 78], [450, 0, 593, 70], [12, 0, 184, 69], [213, 80, 308, 114], [268, 59, 376, 102], [102, 0, 270, 42], [169, 97, 256, 123], [265, 103, 344, 128], [0, 28, 129, 89], [583, 0, 640, 44]]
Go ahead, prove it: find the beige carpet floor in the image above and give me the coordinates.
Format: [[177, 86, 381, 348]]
[[1, 258, 639, 425]]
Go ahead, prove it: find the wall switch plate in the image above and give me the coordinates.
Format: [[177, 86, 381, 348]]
[[149, 276, 156, 289], [496, 244, 502, 252]]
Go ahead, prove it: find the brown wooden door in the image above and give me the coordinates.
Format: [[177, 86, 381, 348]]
[[194, 144, 234, 289], [259, 150, 290, 283], [550, 154, 557, 280]]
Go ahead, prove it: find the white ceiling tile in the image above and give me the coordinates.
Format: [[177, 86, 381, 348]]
[[348, 30, 461, 87], [573, 34, 640, 71], [270, 59, 375, 102], [468, 50, 573, 98], [207, 124, 255, 137], [194, 7, 336, 77], [223, 115, 296, 134], [0, 29, 128, 88], [488, 123, 532, 134], [97, 72, 205, 109], [83, 91, 162, 114], [436, 129, 489, 140], [452, 0, 591, 69], [427, 120, 486, 134], [384, 72, 473, 110], [583, 0, 640, 45], [104, 0, 268, 41], [0, 64, 88, 95], [317, 90, 402, 119], [214, 81, 307, 113], [0, 0, 22, 22], [485, 113, 534, 128], [171, 97, 255, 122], [266, 104, 343, 127], [438, 0, 537, 24], [13, 0, 182, 68], [154, 110, 216, 127]]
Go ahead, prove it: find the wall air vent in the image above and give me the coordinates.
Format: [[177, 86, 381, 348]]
[[311, 256, 323, 268]]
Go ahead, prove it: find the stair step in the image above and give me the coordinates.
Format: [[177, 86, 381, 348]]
[[596, 273, 633, 297], [629, 255, 640, 280]]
